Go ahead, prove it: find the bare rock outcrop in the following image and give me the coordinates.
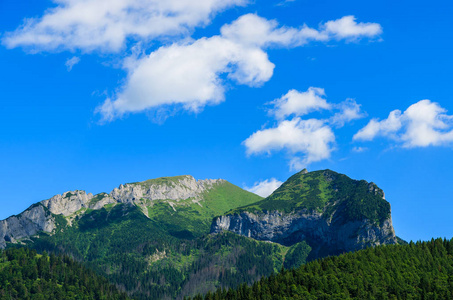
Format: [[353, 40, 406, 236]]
[[0, 175, 225, 248], [110, 176, 224, 203], [211, 207, 397, 256], [0, 204, 55, 248]]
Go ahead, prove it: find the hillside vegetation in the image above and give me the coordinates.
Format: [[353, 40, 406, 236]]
[[191, 238, 453, 300], [1, 171, 399, 299], [23, 203, 293, 299], [0, 247, 127, 300], [230, 169, 390, 225], [145, 180, 263, 238]]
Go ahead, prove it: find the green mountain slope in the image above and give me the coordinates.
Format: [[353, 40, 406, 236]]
[[24, 205, 293, 299], [212, 169, 396, 262], [1, 171, 400, 299], [7, 177, 279, 299], [0, 247, 128, 300], [191, 238, 453, 300], [145, 180, 263, 238], [229, 169, 390, 225]]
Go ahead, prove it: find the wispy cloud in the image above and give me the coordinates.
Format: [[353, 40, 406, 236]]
[[65, 56, 80, 71], [352, 146, 368, 153], [276, 0, 296, 7], [330, 98, 366, 127]]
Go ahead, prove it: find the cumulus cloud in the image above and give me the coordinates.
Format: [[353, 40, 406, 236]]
[[353, 100, 453, 147], [322, 15, 383, 40], [96, 35, 275, 120], [268, 87, 330, 120], [65, 56, 80, 71], [244, 87, 367, 169], [244, 118, 335, 169], [3, 0, 247, 52], [96, 14, 381, 121], [245, 178, 283, 197], [4, 2, 382, 122]]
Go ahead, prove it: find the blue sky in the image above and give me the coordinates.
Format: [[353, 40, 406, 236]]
[[1, 0, 452, 242]]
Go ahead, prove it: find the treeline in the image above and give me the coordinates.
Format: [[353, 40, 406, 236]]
[[0, 247, 128, 300], [189, 238, 453, 299], [26, 204, 289, 299]]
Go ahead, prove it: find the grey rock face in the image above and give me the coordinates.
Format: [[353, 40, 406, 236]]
[[211, 208, 397, 256], [0, 175, 225, 248], [41, 190, 95, 216], [109, 176, 225, 216], [0, 204, 55, 249], [110, 176, 224, 203]]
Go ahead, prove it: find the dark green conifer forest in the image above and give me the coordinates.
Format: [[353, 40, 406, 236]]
[[0, 248, 128, 300], [190, 238, 453, 300]]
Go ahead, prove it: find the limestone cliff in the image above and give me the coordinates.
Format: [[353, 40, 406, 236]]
[[0, 175, 225, 248], [211, 209, 396, 257], [211, 169, 397, 257], [0, 204, 55, 249]]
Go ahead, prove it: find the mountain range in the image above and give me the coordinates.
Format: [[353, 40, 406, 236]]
[[0, 169, 400, 299]]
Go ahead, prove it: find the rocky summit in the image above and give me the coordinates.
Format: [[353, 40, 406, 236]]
[[0, 175, 227, 248], [211, 169, 397, 257]]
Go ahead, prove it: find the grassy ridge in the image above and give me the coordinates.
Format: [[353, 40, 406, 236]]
[[146, 181, 262, 238], [228, 169, 390, 225]]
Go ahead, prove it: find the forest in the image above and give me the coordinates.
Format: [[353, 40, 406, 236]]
[[0, 247, 127, 300], [190, 238, 453, 300]]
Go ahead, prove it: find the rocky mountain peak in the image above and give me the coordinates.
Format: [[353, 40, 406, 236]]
[[111, 175, 225, 203], [41, 190, 94, 217], [0, 175, 227, 248], [211, 169, 397, 257]]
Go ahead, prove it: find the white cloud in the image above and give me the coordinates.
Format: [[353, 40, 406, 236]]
[[3, 0, 248, 52], [330, 98, 366, 127], [322, 15, 383, 40], [353, 110, 402, 141], [220, 14, 381, 47], [220, 13, 322, 48], [4, 3, 382, 122], [243, 87, 368, 169], [245, 178, 283, 197], [403, 100, 453, 147], [65, 56, 80, 71], [267, 88, 365, 124], [96, 14, 382, 121], [268, 87, 330, 120], [96, 35, 275, 120], [244, 118, 335, 169], [353, 100, 453, 147]]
